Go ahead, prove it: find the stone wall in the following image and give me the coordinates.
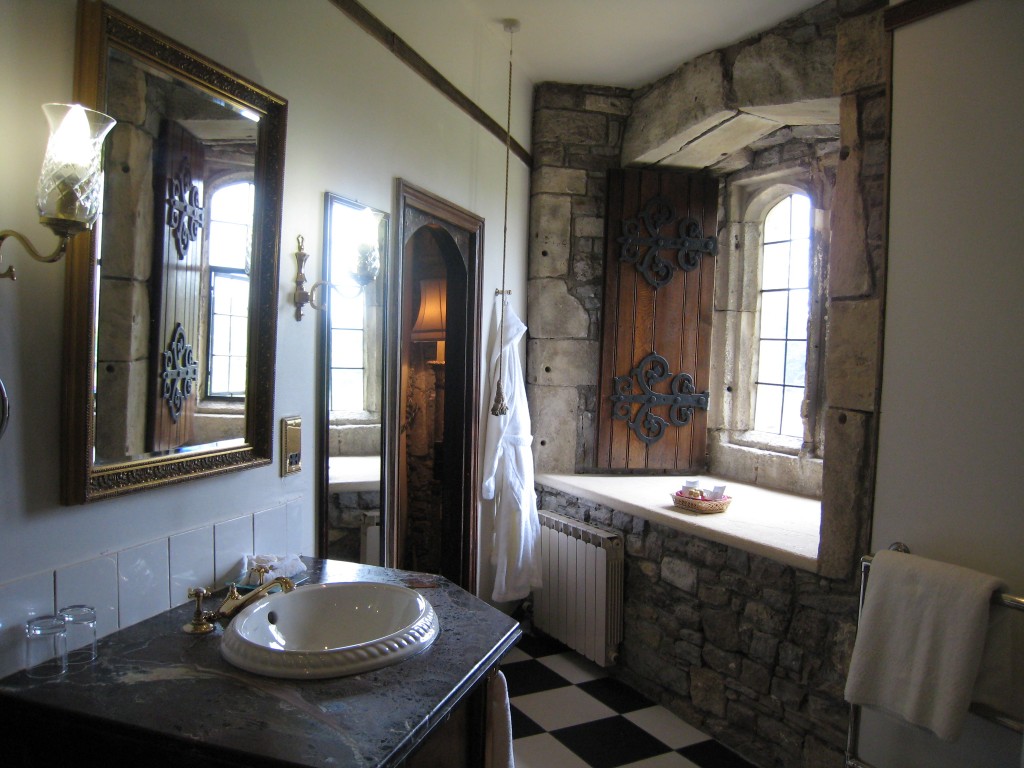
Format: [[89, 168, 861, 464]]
[[536, 485, 858, 768], [525, 0, 889, 580]]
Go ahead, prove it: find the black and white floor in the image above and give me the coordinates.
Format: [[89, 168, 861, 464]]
[[501, 632, 759, 768]]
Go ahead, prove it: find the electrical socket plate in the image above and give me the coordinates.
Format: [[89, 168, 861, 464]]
[[281, 416, 301, 476]]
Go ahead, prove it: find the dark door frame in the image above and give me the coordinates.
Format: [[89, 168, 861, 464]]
[[383, 179, 483, 592]]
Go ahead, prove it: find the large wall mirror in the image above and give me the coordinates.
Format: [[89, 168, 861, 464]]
[[317, 194, 388, 563], [61, 1, 287, 503]]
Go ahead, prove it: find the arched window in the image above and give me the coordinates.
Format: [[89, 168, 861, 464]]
[[754, 193, 811, 437], [206, 181, 254, 398]]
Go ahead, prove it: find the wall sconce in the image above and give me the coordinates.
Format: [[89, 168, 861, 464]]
[[293, 234, 325, 320], [0, 103, 116, 281]]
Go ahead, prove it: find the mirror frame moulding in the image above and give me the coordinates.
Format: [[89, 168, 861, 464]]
[[61, 0, 288, 504]]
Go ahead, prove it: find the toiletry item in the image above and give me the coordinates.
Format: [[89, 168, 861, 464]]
[[709, 485, 727, 500], [24, 615, 67, 679], [684, 479, 699, 489]]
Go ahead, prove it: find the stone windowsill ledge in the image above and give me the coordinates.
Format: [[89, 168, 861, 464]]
[[535, 473, 820, 572], [328, 455, 381, 492]]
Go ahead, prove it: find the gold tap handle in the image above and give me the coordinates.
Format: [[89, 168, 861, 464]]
[[182, 587, 216, 634], [252, 564, 270, 586]]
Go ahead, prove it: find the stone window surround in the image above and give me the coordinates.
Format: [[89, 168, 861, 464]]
[[708, 161, 829, 500]]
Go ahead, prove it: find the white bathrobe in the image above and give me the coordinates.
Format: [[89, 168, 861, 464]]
[[482, 297, 542, 603]]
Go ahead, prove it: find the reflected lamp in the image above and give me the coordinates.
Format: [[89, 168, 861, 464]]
[[411, 278, 447, 365], [0, 103, 116, 280]]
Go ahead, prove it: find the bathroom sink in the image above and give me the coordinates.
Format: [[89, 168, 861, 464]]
[[220, 581, 439, 679]]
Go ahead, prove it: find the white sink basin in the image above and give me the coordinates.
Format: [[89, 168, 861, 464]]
[[220, 581, 439, 679]]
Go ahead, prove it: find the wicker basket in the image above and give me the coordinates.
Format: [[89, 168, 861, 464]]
[[671, 492, 732, 514]]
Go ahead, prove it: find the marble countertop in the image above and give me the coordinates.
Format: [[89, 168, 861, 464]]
[[0, 559, 520, 767]]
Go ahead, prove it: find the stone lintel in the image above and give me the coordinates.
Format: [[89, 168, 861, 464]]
[[626, 110, 736, 167], [742, 97, 840, 126], [622, 50, 729, 165], [657, 113, 780, 170]]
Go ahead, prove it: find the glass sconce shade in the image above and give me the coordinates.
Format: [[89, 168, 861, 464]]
[[36, 103, 116, 237], [352, 242, 380, 286]]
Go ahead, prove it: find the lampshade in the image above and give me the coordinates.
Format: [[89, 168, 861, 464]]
[[36, 103, 116, 237], [411, 278, 446, 342]]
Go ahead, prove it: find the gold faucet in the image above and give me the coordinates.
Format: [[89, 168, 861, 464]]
[[182, 576, 296, 634]]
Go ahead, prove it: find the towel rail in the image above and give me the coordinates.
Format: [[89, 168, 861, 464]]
[[846, 546, 1024, 768]]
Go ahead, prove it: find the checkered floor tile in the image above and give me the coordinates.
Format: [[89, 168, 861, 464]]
[[501, 632, 759, 768]]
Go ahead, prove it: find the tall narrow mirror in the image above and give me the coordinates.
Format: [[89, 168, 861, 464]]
[[317, 194, 388, 564], [62, 2, 286, 503]]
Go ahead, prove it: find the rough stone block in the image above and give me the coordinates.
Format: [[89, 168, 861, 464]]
[[532, 167, 588, 196], [829, 95, 873, 298], [527, 279, 590, 339], [103, 125, 155, 281], [702, 608, 741, 651], [661, 556, 698, 594], [584, 92, 633, 116], [574, 215, 605, 239], [527, 384, 579, 474], [819, 408, 872, 579], [534, 108, 608, 146], [690, 667, 727, 717], [529, 194, 571, 277], [824, 298, 879, 411], [526, 338, 599, 386], [835, 10, 888, 95], [733, 34, 836, 107], [96, 278, 150, 361]]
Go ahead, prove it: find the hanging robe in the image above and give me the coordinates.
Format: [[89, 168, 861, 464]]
[[482, 296, 542, 603]]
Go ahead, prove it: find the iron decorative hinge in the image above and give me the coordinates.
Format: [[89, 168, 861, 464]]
[[161, 323, 199, 423], [166, 156, 205, 260], [611, 353, 709, 445], [619, 196, 717, 288]]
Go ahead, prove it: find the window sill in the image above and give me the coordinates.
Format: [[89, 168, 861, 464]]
[[535, 473, 820, 572], [328, 455, 380, 492]]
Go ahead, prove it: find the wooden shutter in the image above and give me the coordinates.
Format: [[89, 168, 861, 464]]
[[148, 120, 205, 452], [595, 169, 718, 472]]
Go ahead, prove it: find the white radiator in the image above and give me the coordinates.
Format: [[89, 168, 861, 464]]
[[532, 510, 624, 667]]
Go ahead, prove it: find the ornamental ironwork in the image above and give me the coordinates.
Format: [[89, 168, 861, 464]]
[[161, 323, 199, 423], [166, 156, 204, 260], [611, 353, 709, 445], [618, 196, 717, 288]]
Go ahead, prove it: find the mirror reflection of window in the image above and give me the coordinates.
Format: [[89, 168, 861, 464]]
[[207, 181, 254, 398], [754, 192, 811, 437], [329, 237, 367, 414]]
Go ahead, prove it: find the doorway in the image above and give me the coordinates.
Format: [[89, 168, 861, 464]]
[[383, 180, 484, 592]]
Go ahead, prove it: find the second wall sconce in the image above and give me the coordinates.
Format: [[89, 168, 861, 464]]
[[1, 103, 116, 281]]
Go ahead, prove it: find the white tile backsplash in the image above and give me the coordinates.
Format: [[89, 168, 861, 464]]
[[56, 555, 118, 639], [215, 515, 255, 587], [169, 526, 215, 607], [118, 539, 171, 628], [0, 571, 55, 679], [254, 504, 288, 556], [0, 497, 307, 675]]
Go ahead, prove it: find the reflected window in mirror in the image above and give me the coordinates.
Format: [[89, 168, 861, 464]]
[[206, 181, 254, 399]]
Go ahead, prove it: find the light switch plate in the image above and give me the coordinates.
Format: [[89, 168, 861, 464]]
[[281, 416, 301, 476]]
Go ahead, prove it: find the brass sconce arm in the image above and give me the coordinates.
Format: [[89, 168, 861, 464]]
[[293, 234, 328, 320], [0, 228, 78, 281]]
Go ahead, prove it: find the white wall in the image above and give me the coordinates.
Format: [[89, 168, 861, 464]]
[[865, 1, 1024, 765], [0, 0, 530, 674]]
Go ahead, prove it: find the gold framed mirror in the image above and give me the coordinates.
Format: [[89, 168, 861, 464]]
[[61, 1, 287, 503]]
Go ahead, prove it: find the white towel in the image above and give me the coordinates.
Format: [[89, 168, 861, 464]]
[[238, 553, 306, 585], [844, 550, 1006, 741], [485, 670, 514, 768]]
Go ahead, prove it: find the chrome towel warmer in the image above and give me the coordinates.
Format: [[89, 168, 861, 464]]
[[846, 544, 1024, 768]]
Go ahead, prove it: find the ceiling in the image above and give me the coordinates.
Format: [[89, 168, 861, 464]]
[[457, 0, 826, 88]]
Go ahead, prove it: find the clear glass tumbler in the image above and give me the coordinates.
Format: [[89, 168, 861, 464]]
[[24, 615, 68, 679], [59, 605, 98, 664]]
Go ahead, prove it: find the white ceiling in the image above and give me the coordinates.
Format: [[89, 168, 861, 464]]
[[458, 0, 826, 88]]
